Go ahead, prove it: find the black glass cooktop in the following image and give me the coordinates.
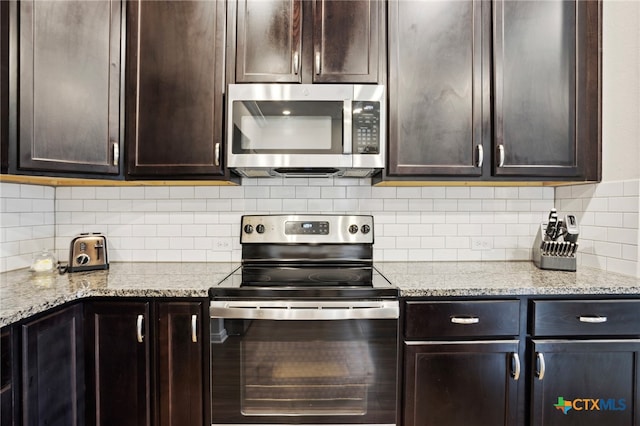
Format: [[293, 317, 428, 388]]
[[209, 265, 398, 299]]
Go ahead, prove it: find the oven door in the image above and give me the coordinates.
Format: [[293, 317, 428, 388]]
[[210, 300, 399, 426]]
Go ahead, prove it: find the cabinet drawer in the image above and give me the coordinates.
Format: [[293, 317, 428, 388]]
[[404, 300, 520, 338], [532, 300, 640, 336]]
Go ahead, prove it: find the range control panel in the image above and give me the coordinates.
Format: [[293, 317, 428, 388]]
[[241, 215, 373, 244]]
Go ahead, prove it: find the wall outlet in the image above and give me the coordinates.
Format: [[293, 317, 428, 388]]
[[215, 239, 231, 249], [471, 238, 493, 251]]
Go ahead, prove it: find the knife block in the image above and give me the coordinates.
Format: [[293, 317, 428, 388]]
[[532, 224, 577, 272]]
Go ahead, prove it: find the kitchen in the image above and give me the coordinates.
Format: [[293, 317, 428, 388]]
[[1, 1, 640, 426]]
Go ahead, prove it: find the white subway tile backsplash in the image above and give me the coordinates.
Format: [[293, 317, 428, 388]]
[[7, 177, 635, 274], [555, 179, 640, 277], [0, 183, 55, 272], [446, 187, 470, 199]]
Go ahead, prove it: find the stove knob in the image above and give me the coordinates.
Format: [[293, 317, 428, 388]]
[[244, 224, 254, 234], [348, 224, 359, 234], [256, 224, 265, 234], [361, 224, 371, 234]]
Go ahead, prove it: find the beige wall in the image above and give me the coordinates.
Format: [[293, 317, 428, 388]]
[[602, 0, 640, 181]]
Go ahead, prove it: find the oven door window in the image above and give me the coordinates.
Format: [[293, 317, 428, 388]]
[[211, 318, 397, 425], [231, 101, 344, 154]]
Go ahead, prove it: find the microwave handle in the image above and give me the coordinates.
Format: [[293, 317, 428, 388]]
[[343, 100, 352, 154]]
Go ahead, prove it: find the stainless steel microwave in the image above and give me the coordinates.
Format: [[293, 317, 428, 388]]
[[226, 84, 385, 178]]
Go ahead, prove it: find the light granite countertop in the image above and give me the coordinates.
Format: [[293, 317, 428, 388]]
[[1, 261, 639, 327]]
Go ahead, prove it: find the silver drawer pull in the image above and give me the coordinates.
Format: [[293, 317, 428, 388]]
[[450, 316, 480, 325], [579, 315, 608, 323]]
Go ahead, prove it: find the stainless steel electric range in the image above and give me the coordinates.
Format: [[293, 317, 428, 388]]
[[209, 214, 399, 426]]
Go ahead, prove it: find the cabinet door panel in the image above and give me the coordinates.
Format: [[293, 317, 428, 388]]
[[493, 0, 587, 177], [235, 0, 302, 83], [313, 0, 379, 83], [17, 0, 121, 174], [404, 340, 519, 426], [127, 0, 225, 177], [157, 302, 205, 426], [86, 302, 151, 426], [1, 0, 8, 174], [21, 304, 84, 426], [388, 0, 484, 176], [531, 339, 640, 426]]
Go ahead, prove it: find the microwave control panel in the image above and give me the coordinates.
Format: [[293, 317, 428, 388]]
[[352, 101, 380, 154]]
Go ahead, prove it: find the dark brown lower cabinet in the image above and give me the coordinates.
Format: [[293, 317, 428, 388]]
[[156, 301, 208, 426], [85, 299, 208, 426], [404, 341, 520, 426], [531, 339, 640, 426], [21, 303, 85, 426], [85, 301, 151, 426], [1, 327, 15, 426]]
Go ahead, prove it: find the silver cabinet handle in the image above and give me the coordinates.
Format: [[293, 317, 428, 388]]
[[113, 143, 119, 166], [315, 51, 321, 75], [136, 314, 144, 343], [450, 316, 480, 325], [497, 144, 505, 167], [511, 353, 520, 381], [579, 315, 608, 323], [477, 145, 484, 167], [191, 314, 198, 343], [536, 352, 545, 380], [293, 51, 300, 75], [214, 142, 220, 167]]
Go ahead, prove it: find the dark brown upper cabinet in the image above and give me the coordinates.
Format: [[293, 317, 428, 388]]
[[10, 0, 122, 176], [492, 0, 600, 179], [1, 1, 8, 174], [385, 0, 601, 181], [126, 0, 228, 179], [229, 0, 384, 84], [387, 0, 487, 177]]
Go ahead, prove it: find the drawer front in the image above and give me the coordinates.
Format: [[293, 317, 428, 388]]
[[404, 300, 520, 338], [532, 300, 640, 336]]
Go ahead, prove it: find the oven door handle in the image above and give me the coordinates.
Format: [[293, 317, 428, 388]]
[[210, 300, 399, 320]]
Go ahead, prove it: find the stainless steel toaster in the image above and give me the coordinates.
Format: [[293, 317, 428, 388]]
[[68, 233, 109, 272]]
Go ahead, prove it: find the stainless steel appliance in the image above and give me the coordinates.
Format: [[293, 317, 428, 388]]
[[68, 233, 109, 272], [209, 214, 399, 426], [226, 84, 385, 178]]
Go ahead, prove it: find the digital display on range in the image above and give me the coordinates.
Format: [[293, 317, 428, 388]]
[[285, 221, 329, 235]]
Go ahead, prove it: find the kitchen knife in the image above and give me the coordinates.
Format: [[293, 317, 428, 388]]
[[564, 214, 579, 243], [546, 213, 558, 240]]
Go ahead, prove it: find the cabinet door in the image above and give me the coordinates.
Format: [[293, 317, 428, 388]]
[[531, 339, 640, 426], [493, 0, 600, 179], [312, 0, 381, 83], [21, 304, 85, 426], [86, 302, 151, 426], [16, 0, 121, 175], [404, 340, 520, 426], [235, 0, 302, 83], [1, 0, 8, 174], [388, 0, 486, 177], [0, 327, 13, 426], [126, 0, 226, 178], [157, 302, 207, 426]]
